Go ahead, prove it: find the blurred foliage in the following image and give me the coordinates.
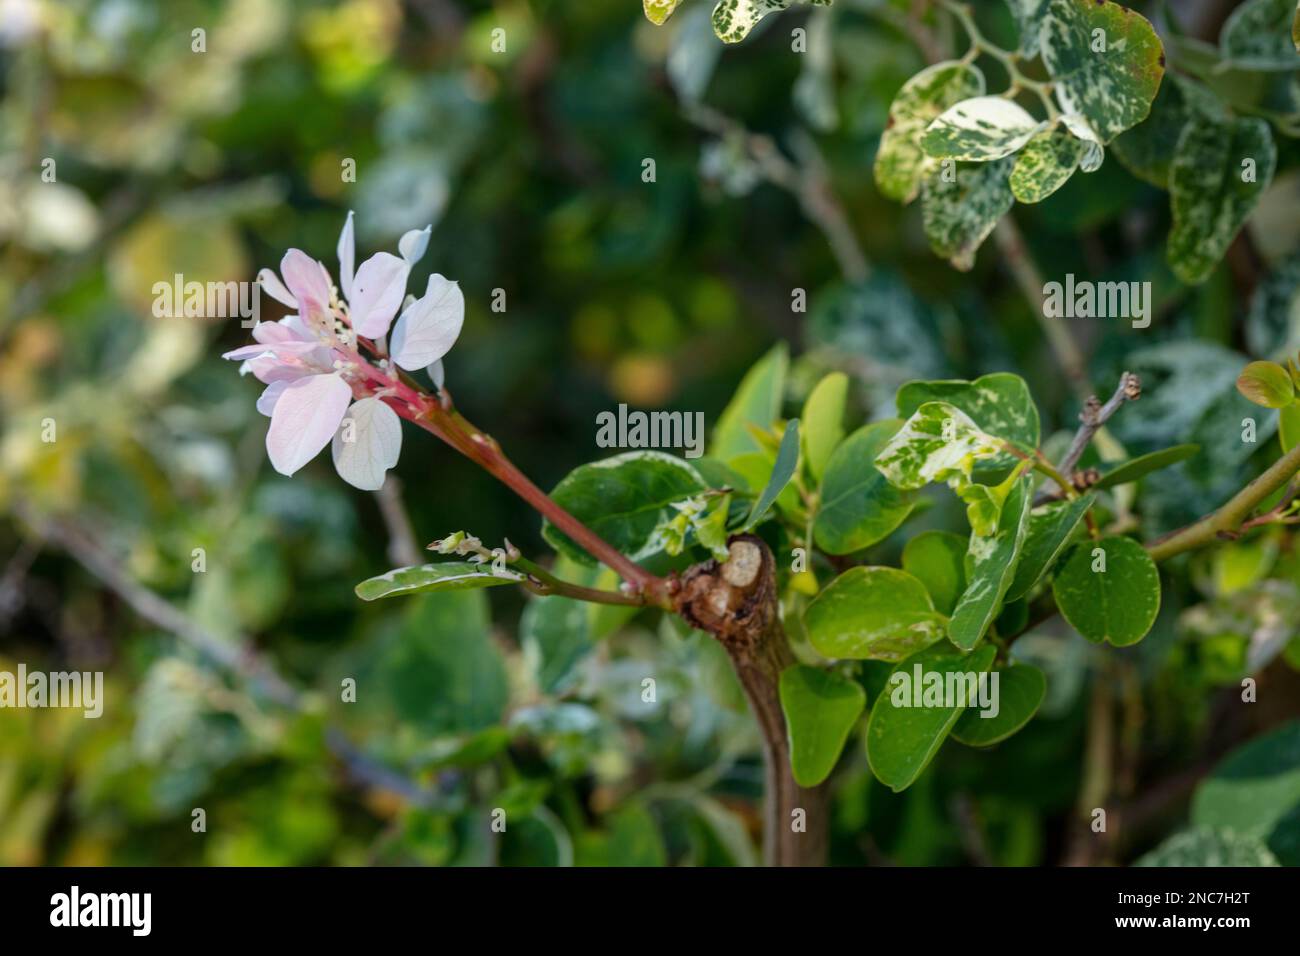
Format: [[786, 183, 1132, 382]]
[[3, 0, 1300, 866]]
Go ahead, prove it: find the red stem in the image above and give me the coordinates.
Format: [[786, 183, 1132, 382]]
[[407, 407, 671, 607]]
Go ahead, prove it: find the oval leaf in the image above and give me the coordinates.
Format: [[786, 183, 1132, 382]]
[[951, 663, 1047, 747], [813, 420, 916, 555], [779, 665, 867, 787], [902, 530, 968, 616], [356, 561, 523, 601], [803, 566, 946, 661], [1051, 535, 1161, 645]]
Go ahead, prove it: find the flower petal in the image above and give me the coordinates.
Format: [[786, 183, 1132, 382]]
[[280, 249, 332, 313], [337, 210, 356, 300], [349, 252, 409, 339], [331, 396, 403, 490], [257, 379, 291, 416], [390, 274, 464, 371], [246, 356, 311, 384], [257, 268, 298, 309], [265, 372, 353, 476], [222, 340, 320, 361], [427, 358, 445, 390], [398, 225, 432, 265]]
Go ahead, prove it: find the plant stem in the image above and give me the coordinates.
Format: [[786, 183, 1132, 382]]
[[409, 405, 672, 607], [675, 536, 829, 866], [513, 556, 647, 607], [1146, 440, 1300, 562]]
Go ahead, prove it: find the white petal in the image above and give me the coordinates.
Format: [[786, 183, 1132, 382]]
[[265, 372, 353, 477], [337, 210, 356, 300], [257, 379, 291, 416], [1059, 112, 1101, 144], [281, 249, 332, 312], [390, 274, 465, 371], [257, 268, 297, 309], [398, 225, 431, 265], [349, 252, 410, 339], [427, 358, 445, 390], [331, 397, 403, 490]]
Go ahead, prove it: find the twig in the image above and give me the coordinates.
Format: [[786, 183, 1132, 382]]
[[683, 102, 869, 283], [1146, 441, 1300, 562], [1045, 371, 1149, 496]]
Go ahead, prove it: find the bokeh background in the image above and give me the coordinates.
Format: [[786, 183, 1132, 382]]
[[3, 0, 1300, 866]]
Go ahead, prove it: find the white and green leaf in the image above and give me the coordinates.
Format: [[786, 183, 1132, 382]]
[[922, 96, 1045, 162], [921, 157, 1016, 271]]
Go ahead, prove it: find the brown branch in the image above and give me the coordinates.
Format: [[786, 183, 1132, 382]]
[[674, 536, 829, 866]]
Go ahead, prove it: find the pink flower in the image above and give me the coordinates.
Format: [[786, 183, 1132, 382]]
[[223, 213, 464, 489]]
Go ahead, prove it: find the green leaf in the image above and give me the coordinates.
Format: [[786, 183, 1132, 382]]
[[1010, 126, 1086, 203], [920, 157, 1016, 271], [949, 473, 1033, 649], [1192, 720, 1300, 839], [1237, 360, 1296, 408], [521, 560, 601, 695], [1040, 0, 1165, 144], [1051, 535, 1161, 646], [865, 643, 997, 792], [1281, 402, 1300, 452], [902, 530, 968, 616], [542, 451, 707, 566], [951, 663, 1046, 746], [695, 493, 732, 560], [744, 419, 799, 529], [921, 96, 1045, 161], [779, 665, 867, 787], [803, 566, 946, 661], [801, 372, 847, 482], [1137, 827, 1280, 867], [355, 561, 523, 601], [378, 592, 507, 735], [1168, 116, 1277, 285], [874, 401, 1006, 492], [875, 61, 986, 204], [710, 0, 833, 43], [1220, 0, 1299, 71], [896, 372, 1041, 468], [711, 343, 787, 460], [1005, 493, 1094, 602], [1093, 444, 1200, 489], [813, 420, 916, 555]]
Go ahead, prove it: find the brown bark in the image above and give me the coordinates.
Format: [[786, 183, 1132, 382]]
[[674, 535, 830, 866]]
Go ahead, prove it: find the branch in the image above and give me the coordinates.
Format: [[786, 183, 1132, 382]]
[[1146, 440, 1300, 562], [682, 102, 869, 283]]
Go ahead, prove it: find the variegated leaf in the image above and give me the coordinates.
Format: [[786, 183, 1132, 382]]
[[874, 402, 1004, 492], [920, 158, 1015, 271], [1168, 116, 1276, 285], [644, 0, 686, 25], [1220, 0, 1299, 71], [1110, 74, 1223, 188], [875, 61, 986, 204], [922, 96, 1045, 161], [1010, 126, 1087, 203], [1040, 0, 1165, 144], [1007, 0, 1052, 57], [710, 0, 832, 43], [948, 473, 1033, 649]]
